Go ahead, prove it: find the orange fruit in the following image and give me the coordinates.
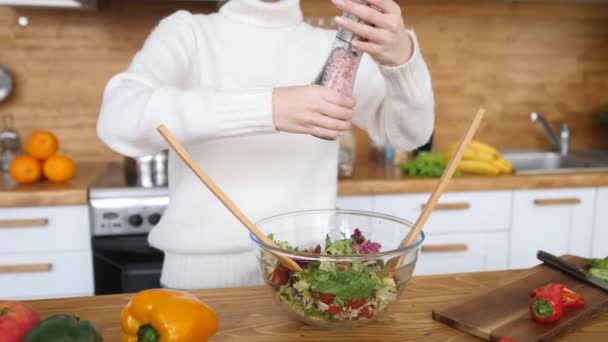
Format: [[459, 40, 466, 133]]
[[26, 131, 58, 160], [9, 155, 42, 185], [43, 155, 75, 183]]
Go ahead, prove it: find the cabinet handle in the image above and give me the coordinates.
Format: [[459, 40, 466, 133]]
[[534, 198, 581, 206], [0, 263, 53, 274], [421, 202, 470, 211], [422, 244, 469, 253], [0, 218, 49, 228]]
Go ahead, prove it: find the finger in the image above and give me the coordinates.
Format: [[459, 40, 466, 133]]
[[351, 40, 383, 55], [333, 0, 387, 29], [334, 15, 387, 43], [365, 0, 401, 15], [318, 87, 356, 109], [321, 102, 354, 121], [310, 126, 342, 140], [309, 113, 351, 132]]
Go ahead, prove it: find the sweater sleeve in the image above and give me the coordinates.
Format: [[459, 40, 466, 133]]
[[351, 30, 435, 151], [97, 11, 276, 158]]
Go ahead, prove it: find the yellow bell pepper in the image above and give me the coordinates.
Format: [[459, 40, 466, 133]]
[[121, 289, 218, 342]]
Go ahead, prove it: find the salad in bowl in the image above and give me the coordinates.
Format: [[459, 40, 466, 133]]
[[251, 209, 424, 329]]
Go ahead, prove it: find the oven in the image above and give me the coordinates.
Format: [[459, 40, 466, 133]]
[[89, 163, 169, 295]]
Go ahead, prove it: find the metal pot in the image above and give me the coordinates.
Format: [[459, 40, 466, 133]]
[[125, 150, 168, 188]]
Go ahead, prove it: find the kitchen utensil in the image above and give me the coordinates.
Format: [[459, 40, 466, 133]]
[[433, 255, 608, 341], [156, 125, 302, 272], [387, 107, 486, 269], [124, 151, 168, 188], [0, 114, 20, 173], [538, 250, 608, 292], [251, 209, 424, 329], [0, 65, 13, 102]]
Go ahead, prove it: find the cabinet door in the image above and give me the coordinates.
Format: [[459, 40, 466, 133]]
[[374, 191, 512, 234], [510, 188, 596, 269], [0, 250, 94, 300], [593, 187, 608, 257], [414, 231, 509, 275], [0, 205, 90, 253], [335, 196, 373, 212]]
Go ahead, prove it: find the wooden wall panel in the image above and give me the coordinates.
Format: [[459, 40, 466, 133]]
[[0, 0, 606, 163]]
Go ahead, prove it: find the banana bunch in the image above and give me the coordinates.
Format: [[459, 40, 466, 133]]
[[444, 141, 512, 176]]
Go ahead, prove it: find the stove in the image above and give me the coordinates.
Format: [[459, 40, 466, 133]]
[[89, 163, 169, 236], [89, 163, 169, 294]]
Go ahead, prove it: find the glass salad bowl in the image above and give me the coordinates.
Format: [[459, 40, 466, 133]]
[[250, 209, 424, 329]]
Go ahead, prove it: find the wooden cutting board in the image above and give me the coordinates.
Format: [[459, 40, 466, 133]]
[[432, 255, 608, 342]]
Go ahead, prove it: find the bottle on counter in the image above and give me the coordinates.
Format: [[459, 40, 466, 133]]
[[0, 114, 20, 173], [313, 0, 376, 178]]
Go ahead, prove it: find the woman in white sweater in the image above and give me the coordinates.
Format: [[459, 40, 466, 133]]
[[97, 0, 434, 290]]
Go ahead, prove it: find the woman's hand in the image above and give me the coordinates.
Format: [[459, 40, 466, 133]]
[[333, 0, 414, 67], [272, 85, 355, 140]]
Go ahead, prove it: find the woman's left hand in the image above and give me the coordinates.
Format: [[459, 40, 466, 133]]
[[332, 0, 413, 67]]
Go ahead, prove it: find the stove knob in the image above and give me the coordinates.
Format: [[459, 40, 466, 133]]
[[128, 214, 143, 227], [148, 213, 162, 226]]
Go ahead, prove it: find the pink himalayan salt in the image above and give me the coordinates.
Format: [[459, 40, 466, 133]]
[[320, 47, 360, 95]]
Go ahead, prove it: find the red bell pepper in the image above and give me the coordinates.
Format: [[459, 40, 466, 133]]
[[529, 287, 563, 323], [561, 288, 585, 308], [530, 283, 585, 309]]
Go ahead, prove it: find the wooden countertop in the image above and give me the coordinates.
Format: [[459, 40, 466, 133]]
[[337, 164, 608, 196], [26, 270, 608, 341], [1, 161, 607, 207], [0, 162, 108, 207]]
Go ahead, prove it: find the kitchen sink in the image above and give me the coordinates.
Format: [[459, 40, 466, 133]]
[[501, 150, 608, 174]]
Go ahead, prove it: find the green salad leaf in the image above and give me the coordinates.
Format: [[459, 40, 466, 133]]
[[400, 152, 461, 178], [588, 258, 608, 269], [591, 268, 608, 282], [301, 268, 382, 305]]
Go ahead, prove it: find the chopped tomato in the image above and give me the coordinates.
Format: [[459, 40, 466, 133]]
[[498, 339, 518, 342], [318, 293, 335, 305], [327, 304, 342, 315], [359, 306, 373, 319], [346, 299, 367, 309], [269, 266, 290, 287]]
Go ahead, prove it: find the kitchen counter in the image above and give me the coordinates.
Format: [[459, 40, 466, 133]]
[[337, 164, 608, 196], [1, 161, 607, 207], [0, 162, 108, 207], [26, 270, 608, 341]]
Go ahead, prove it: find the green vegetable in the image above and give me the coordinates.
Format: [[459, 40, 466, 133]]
[[591, 268, 608, 282], [587, 258, 608, 282], [25, 314, 103, 342], [588, 258, 608, 269], [301, 268, 382, 306], [401, 152, 460, 178]]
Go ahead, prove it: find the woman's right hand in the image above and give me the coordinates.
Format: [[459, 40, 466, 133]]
[[272, 85, 356, 140]]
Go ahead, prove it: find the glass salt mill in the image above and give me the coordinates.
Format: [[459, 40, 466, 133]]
[[0, 114, 21, 173], [313, 1, 372, 178]]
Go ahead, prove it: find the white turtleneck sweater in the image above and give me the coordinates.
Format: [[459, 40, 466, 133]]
[[97, 0, 434, 290]]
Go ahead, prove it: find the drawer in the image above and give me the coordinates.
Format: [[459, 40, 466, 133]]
[[336, 196, 373, 212], [374, 191, 512, 234], [414, 231, 509, 275], [0, 251, 94, 300], [0, 205, 90, 253]]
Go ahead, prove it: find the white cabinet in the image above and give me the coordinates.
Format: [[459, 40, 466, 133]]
[[0, 205, 93, 300], [374, 191, 512, 234], [336, 196, 373, 212], [510, 188, 596, 269], [593, 187, 608, 257], [415, 231, 509, 275], [0, 0, 96, 9]]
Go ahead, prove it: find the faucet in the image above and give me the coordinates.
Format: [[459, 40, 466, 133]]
[[530, 112, 570, 156]]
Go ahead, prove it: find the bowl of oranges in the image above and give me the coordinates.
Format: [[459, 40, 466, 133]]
[[9, 130, 75, 185]]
